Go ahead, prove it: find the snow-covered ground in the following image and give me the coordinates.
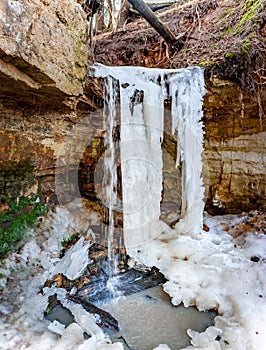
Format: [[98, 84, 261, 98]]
[[0, 202, 265, 350]]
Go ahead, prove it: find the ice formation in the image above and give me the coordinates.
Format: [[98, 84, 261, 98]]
[[51, 237, 92, 280], [0, 65, 265, 350], [93, 63, 205, 256]]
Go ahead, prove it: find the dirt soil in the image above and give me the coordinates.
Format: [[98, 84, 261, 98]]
[[93, 0, 266, 91]]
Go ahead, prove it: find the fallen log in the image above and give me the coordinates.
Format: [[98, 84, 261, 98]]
[[66, 294, 119, 332], [127, 0, 185, 49]]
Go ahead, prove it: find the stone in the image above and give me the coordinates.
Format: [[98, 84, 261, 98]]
[[203, 78, 266, 213], [0, 1, 95, 202], [0, 0, 89, 100]]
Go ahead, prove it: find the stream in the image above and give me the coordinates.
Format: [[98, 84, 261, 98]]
[[97, 285, 216, 350]]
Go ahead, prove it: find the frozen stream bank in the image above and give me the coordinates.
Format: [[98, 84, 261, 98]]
[[0, 203, 265, 350], [0, 64, 266, 350]]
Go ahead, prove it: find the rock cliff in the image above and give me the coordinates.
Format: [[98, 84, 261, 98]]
[[94, 0, 266, 213], [0, 0, 91, 200]]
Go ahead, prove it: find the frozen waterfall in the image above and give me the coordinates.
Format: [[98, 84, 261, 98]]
[[92, 64, 205, 256]]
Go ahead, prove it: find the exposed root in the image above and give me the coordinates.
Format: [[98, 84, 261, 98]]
[[94, 0, 265, 92]]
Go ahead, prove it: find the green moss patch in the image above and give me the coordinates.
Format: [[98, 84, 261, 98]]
[[0, 194, 47, 257]]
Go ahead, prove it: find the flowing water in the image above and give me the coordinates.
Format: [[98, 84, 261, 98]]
[[102, 75, 121, 277]]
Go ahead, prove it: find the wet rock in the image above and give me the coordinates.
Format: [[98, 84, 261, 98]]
[[250, 256, 260, 263], [77, 267, 166, 302]]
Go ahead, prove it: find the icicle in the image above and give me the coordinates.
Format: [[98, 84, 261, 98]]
[[168, 69, 205, 235], [92, 64, 205, 257], [119, 74, 165, 251]]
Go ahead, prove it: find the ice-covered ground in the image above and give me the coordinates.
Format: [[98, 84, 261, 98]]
[[0, 201, 265, 350], [136, 212, 266, 349]]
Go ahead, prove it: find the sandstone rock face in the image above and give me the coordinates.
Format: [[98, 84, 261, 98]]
[[0, 0, 93, 201], [1, 75, 265, 215], [0, 0, 89, 101], [0, 100, 76, 199], [78, 78, 266, 216], [203, 78, 266, 213]]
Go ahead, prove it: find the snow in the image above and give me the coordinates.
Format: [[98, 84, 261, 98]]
[[133, 213, 266, 350]]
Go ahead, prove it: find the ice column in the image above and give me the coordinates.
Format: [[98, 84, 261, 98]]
[[119, 70, 166, 251], [92, 64, 205, 256], [169, 70, 205, 236], [102, 75, 120, 272]]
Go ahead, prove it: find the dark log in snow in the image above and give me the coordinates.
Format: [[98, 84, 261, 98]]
[[67, 294, 119, 332]]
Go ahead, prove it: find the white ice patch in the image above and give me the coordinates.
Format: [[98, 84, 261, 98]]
[[52, 323, 84, 350], [47, 320, 66, 336], [52, 237, 92, 280], [77, 335, 124, 350]]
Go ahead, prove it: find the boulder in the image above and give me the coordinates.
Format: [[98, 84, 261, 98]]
[[0, 0, 89, 101]]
